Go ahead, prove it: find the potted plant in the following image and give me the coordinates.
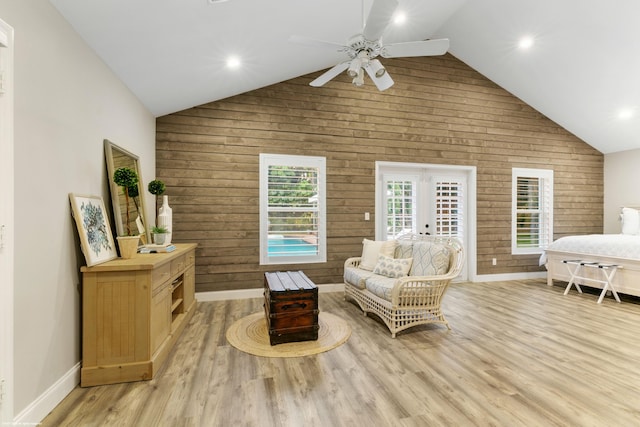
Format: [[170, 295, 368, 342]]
[[151, 225, 169, 245], [113, 166, 140, 258]]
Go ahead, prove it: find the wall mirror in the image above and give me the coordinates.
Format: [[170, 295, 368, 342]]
[[104, 139, 151, 245]]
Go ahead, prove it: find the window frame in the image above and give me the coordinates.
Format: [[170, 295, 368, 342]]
[[511, 167, 554, 255], [259, 153, 327, 265]]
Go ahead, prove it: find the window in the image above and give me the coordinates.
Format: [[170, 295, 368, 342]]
[[512, 168, 553, 254], [259, 153, 326, 265]]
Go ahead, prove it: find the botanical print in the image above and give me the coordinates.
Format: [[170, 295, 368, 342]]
[[70, 194, 117, 266], [80, 199, 113, 256]]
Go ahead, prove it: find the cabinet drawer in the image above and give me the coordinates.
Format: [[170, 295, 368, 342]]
[[152, 263, 171, 291], [171, 254, 187, 276], [186, 250, 195, 268]]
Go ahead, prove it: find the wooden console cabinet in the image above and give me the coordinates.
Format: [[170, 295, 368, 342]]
[[80, 243, 197, 387]]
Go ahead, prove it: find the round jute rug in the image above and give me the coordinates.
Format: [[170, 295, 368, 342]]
[[226, 312, 351, 358]]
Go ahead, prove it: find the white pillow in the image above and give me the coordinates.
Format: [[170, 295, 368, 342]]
[[621, 207, 640, 235], [359, 239, 397, 271], [373, 255, 413, 279]]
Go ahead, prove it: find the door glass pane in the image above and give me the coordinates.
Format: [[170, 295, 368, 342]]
[[386, 179, 415, 239], [434, 178, 464, 238]]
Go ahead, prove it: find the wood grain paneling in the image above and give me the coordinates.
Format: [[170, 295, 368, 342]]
[[156, 54, 603, 292]]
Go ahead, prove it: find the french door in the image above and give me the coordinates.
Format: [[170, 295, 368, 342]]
[[376, 162, 473, 280]]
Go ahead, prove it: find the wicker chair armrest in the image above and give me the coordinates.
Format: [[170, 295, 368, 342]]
[[344, 257, 362, 269], [390, 275, 453, 307]]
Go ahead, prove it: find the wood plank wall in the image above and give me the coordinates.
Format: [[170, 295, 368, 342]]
[[156, 54, 603, 292]]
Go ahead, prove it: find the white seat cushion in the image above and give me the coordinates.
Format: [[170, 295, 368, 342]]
[[344, 266, 375, 289], [365, 275, 396, 301]]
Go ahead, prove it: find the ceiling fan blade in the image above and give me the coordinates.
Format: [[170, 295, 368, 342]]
[[289, 35, 347, 52], [309, 62, 350, 87], [364, 64, 395, 91], [381, 39, 450, 58], [362, 0, 399, 41]]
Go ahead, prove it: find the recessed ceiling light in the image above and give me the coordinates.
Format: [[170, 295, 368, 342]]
[[618, 108, 635, 120], [518, 36, 534, 50], [393, 11, 407, 25], [226, 56, 241, 69]]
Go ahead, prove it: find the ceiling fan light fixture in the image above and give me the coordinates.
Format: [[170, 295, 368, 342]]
[[347, 57, 362, 77], [369, 59, 386, 77], [291, 0, 449, 91], [352, 68, 365, 87]]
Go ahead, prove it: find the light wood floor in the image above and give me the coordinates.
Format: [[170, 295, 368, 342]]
[[42, 279, 640, 426]]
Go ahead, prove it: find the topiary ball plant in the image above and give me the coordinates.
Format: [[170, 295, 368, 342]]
[[148, 179, 166, 224], [113, 167, 139, 235]]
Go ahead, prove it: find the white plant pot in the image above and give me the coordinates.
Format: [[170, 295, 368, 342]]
[[153, 233, 168, 245]]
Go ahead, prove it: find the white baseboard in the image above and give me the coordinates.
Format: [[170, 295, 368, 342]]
[[472, 271, 547, 282], [14, 362, 81, 424], [195, 274, 550, 302], [196, 283, 345, 302]]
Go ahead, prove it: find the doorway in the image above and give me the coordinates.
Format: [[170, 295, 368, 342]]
[[375, 161, 476, 281]]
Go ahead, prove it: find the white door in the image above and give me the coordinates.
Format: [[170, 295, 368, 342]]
[[0, 17, 14, 424], [376, 162, 474, 280]]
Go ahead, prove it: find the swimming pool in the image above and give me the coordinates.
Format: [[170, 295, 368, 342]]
[[268, 238, 317, 256]]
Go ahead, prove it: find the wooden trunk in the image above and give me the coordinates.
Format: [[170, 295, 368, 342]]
[[264, 271, 319, 345]]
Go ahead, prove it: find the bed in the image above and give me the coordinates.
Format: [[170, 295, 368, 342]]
[[543, 209, 640, 298]]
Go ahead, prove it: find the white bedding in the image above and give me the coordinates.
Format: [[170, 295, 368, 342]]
[[542, 234, 640, 264]]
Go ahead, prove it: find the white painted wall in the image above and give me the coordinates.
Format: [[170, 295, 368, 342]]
[[0, 0, 155, 422], [0, 15, 14, 425], [604, 148, 640, 233]]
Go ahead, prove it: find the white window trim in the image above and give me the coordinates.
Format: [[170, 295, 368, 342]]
[[259, 153, 327, 265], [511, 167, 554, 255]]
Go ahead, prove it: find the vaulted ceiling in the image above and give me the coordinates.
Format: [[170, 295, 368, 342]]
[[50, 0, 640, 154]]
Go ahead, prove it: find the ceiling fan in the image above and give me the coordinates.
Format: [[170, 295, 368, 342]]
[[290, 0, 449, 91]]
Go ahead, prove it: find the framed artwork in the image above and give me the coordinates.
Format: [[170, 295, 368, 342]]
[[69, 193, 117, 266]]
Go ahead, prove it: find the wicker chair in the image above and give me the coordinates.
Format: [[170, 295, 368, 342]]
[[344, 234, 464, 338]]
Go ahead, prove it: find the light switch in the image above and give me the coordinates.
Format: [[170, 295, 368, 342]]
[[364, 212, 370, 221]]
